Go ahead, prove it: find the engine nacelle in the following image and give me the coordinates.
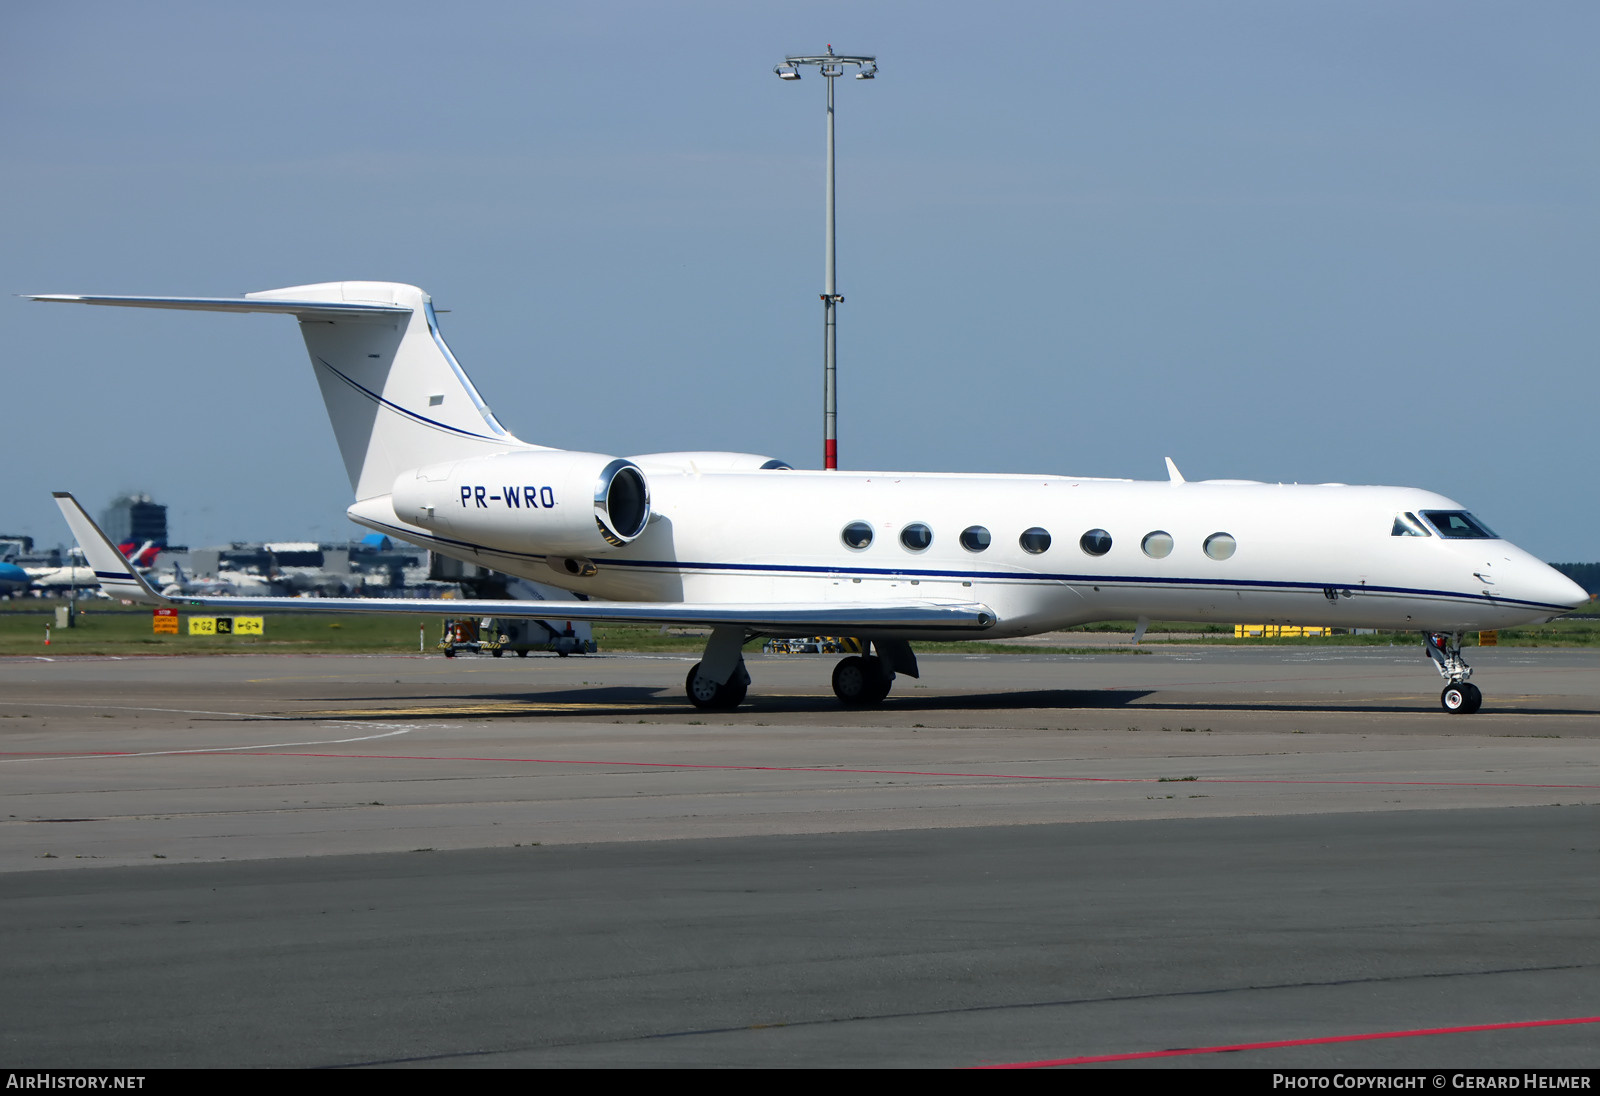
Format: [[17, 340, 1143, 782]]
[[391, 450, 651, 557]]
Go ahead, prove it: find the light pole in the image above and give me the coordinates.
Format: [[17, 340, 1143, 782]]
[[775, 46, 877, 470]]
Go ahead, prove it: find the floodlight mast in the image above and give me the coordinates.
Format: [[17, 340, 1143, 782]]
[[775, 46, 877, 470]]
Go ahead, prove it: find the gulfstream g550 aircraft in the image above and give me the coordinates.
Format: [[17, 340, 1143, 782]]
[[34, 281, 1586, 714]]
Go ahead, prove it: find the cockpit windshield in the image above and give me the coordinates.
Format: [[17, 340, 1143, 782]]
[[1420, 510, 1498, 539], [1391, 512, 1430, 537]]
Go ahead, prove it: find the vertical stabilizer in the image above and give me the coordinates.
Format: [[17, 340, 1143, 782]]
[[247, 282, 538, 499]]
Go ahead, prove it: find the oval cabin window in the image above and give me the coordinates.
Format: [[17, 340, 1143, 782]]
[[1141, 531, 1173, 559], [1080, 529, 1112, 556], [1203, 532, 1236, 560]]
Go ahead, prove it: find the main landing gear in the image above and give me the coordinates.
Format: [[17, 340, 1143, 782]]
[[680, 629, 918, 710], [831, 654, 893, 706], [685, 660, 749, 710], [828, 638, 916, 706], [683, 625, 753, 710], [1425, 632, 1482, 714]]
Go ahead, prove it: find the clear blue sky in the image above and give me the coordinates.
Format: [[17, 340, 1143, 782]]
[[7, 2, 1596, 559]]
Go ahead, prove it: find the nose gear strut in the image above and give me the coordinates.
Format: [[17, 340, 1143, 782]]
[[1425, 632, 1482, 714]]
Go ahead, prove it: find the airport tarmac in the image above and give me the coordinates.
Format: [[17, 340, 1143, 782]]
[[2, 646, 1597, 1068]]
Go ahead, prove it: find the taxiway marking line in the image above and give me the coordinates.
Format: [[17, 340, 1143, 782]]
[[976, 1013, 1600, 1067], [0, 727, 413, 764]]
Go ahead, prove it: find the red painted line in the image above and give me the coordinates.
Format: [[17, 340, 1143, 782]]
[[976, 1014, 1600, 1068], [228, 751, 1600, 790]]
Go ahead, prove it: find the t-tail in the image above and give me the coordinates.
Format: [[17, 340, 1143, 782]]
[[29, 282, 538, 500]]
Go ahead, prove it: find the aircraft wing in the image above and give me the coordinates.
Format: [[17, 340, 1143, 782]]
[[53, 493, 996, 634]]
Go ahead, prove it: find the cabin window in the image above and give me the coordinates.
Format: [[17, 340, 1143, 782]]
[[1141, 531, 1174, 559], [1079, 529, 1112, 556], [841, 522, 874, 550], [1420, 511, 1497, 539], [900, 523, 933, 552], [1203, 532, 1236, 560], [1019, 527, 1052, 554], [960, 526, 991, 552], [1391, 512, 1430, 537]]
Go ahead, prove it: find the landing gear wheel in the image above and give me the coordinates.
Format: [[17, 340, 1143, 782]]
[[1441, 683, 1482, 714], [685, 662, 748, 710], [491, 648, 503, 658], [832, 655, 892, 706]]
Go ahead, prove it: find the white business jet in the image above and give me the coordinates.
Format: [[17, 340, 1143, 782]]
[[33, 282, 1586, 714]]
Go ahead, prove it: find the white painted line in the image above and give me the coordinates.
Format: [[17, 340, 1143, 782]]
[[0, 701, 291, 719], [0, 727, 413, 764]]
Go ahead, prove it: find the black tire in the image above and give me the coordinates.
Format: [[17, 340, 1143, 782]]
[[1462, 682, 1482, 714], [1441, 684, 1471, 713], [491, 648, 503, 658], [443, 648, 455, 659], [685, 662, 747, 710], [517, 649, 528, 658], [833, 655, 891, 706]]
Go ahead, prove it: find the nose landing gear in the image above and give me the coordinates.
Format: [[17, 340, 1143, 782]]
[[1440, 681, 1482, 714], [1426, 632, 1482, 714]]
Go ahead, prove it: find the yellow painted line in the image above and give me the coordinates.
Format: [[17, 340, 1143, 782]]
[[290, 702, 657, 717]]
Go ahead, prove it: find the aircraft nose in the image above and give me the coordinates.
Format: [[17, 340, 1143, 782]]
[[1527, 564, 1590, 613]]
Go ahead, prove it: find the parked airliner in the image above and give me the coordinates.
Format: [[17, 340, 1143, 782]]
[[34, 282, 1586, 714]]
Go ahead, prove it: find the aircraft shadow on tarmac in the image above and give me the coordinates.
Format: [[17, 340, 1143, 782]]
[[294, 687, 1596, 719]]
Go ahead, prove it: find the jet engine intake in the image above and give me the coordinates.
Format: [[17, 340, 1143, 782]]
[[392, 450, 651, 557]]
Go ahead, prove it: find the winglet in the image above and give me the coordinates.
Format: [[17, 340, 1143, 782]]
[[51, 493, 172, 605], [1164, 457, 1185, 484]]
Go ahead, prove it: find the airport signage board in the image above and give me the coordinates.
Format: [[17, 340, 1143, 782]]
[[153, 608, 179, 635], [187, 616, 265, 636]]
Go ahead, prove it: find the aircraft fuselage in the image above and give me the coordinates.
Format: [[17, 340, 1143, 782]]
[[350, 470, 1577, 639]]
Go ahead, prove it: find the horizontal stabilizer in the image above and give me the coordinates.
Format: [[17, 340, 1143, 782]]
[[26, 294, 410, 320]]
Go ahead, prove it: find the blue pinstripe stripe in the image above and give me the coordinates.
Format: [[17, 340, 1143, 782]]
[[351, 519, 1569, 614], [316, 358, 503, 442]]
